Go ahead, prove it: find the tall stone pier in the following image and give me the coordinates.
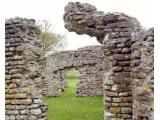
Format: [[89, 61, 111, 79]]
[[5, 18, 48, 120], [63, 2, 154, 120], [131, 28, 154, 120]]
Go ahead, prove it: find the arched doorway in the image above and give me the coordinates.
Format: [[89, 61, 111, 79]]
[[45, 68, 103, 120], [63, 68, 80, 96]]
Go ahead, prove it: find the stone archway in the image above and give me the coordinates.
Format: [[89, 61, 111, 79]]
[[5, 2, 154, 120], [63, 2, 154, 120], [63, 2, 140, 119], [42, 45, 105, 97]]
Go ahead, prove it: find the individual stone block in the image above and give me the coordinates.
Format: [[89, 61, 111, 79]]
[[119, 92, 128, 96], [105, 80, 115, 85], [105, 103, 112, 107], [16, 105, 26, 110], [20, 109, 29, 114], [119, 103, 132, 107], [118, 61, 130, 66], [117, 43, 125, 48], [105, 91, 118, 97], [14, 93, 27, 98], [6, 105, 16, 110], [111, 84, 126, 92], [114, 72, 130, 78], [111, 103, 119, 107], [11, 73, 22, 79], [116, 114, 122, 118], [17, 60, 25, 65], [105, 97, 112, 102], [34, 99, 43, 104], [6, 110, 19, 115], [113, 54, 131, 61], [10, 99, 21, 105], [28, 115, 38, 120], [5, 75, 11, 80], [16, 115, 28, 120], [27, 104, 40, 109], [122, 48, 131, 53], [112, 97, 122, 103], [112, 67, 123, 72], [123, 67, 131, 72], [122, 97, 132, 102], [7, 83, 17, 88], [6, 94, 14, 98], [20, 99, 32, 105], [105, 112, 113, 117], [104, 85, 112, 90], [122, 114, 132, 118], [121, 107, 132, 113], [5, 115, 15, 120], [30, 108, 42, 115], [132, 50, 141, 59]]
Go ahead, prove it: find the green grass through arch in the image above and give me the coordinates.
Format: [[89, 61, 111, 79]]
[[44, 68, 103, 120]]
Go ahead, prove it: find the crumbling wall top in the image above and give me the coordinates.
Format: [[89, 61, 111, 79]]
[[64, 2, 141, 43]]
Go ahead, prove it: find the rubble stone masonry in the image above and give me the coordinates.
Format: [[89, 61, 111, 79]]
[[131, 28, 154, 120], [5, 18, 48, 120], [43, 45, 104, 97], [5, 2, 154, 120], [63, 2, 154, 120]]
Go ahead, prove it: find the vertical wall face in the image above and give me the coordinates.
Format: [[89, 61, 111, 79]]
[[77, 64, 103, 96], [46, 71, 62, 96], [42, 51, 73, 96], [102, 18, 139, 120], [43, 45, 104, 97], [73, 46, 104, 96], [63, 2, 141, 120], [5, 18, 48, 120], [64, 2, 154, 118], [131, 28, 154, 120], [59, 70, 68, 91], [48, 70, 67, 96]]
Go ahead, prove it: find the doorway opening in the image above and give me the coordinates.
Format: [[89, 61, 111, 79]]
[[45, 68, 103, 120], [62, 68, 80, 96]]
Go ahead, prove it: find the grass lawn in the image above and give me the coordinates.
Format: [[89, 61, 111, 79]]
[[44, 69, 103, 120]]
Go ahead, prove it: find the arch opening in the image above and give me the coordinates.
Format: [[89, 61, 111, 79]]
[[44, 68, 104, 120], [62, 68, 80, 96], [5, 2, 153, 120]]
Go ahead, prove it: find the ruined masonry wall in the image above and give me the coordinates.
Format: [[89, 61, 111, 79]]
[[5, 2, 154, 120], [5, 18, 48, 120], [64, 2, 140, 119], [103, 30, 133, 119], [131, 28, 154, 120], [63, 2, 154, 120], [43, 45, 104, 97]]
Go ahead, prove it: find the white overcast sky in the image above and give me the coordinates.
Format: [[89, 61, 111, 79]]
[[5, 0, 153, 50]]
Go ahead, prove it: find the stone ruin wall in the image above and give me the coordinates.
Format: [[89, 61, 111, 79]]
[[5, 18, 47, 120], [131, 28, 154, 120], [5, 2, 154, 120], [43, 45, 104, 97], [64, 2, 154, 120]]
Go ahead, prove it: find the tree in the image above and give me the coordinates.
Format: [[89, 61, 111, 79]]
[[37, 20, 66, 53]]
